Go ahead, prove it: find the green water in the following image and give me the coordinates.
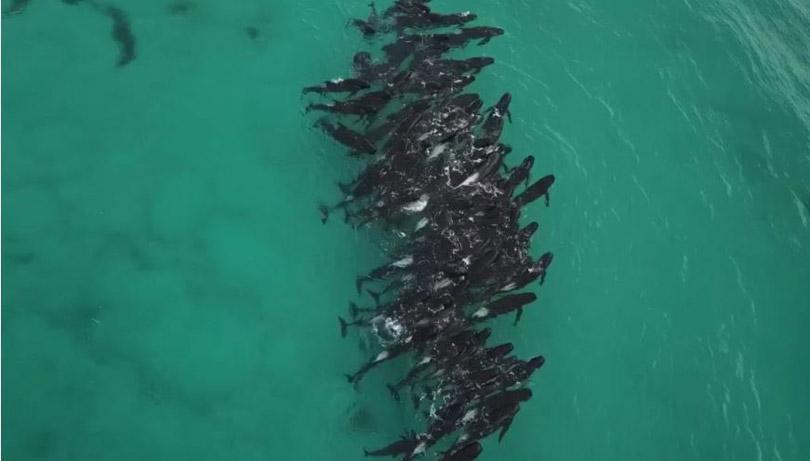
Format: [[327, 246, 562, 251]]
[[3, 0, 809, 460]]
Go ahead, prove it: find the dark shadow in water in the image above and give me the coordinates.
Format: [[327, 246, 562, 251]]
[[166, 0, 194, 16], [345, 402, 377, 433], [2, 0, 33, 17], [4, 0, 137, 67], [3, 251, 38, 266], [244, 26, 260, 40], [101, 4, 136, 67], [27, 431, 56, 459], [45, 301, 105, 347], [29, 292, 224, 419], [93, 230, 155, 271]]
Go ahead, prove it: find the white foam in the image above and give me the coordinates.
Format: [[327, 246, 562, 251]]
[[402, 194, 429, 213], [385, 318, 405, 339], [462, 409, 478, 424], [391, 256, 414, 268]]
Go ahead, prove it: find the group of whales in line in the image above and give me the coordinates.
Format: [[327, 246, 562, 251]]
[[12, 0, 555, 458], [308, 1, 556, 460]]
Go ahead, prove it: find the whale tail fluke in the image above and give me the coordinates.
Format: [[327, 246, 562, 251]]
[[367, 289, 381, 306], [338, 316, 349, 338], [318, 204, 330, 224], [386, 384, 401, 401]]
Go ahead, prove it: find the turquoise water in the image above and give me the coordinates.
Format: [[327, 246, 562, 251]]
[[3, 0, 809, 460]]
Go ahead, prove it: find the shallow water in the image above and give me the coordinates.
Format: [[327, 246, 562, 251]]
[[2, 0, 809, 460]]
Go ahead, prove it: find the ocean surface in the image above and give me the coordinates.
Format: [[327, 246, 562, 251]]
[[2, 0, 809, 460]]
